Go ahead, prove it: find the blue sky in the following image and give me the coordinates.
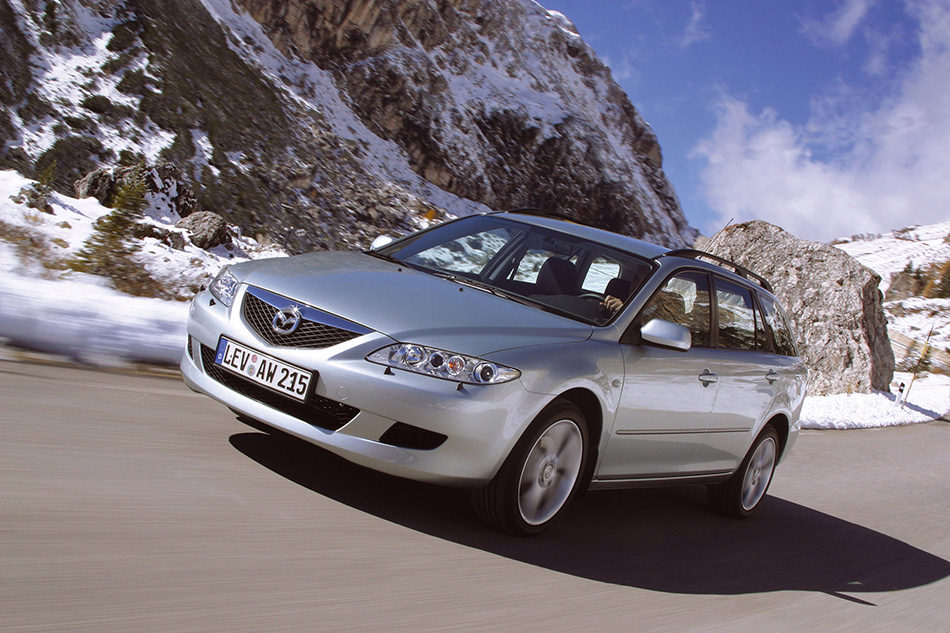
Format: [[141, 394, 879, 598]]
[[539, 0, 950, 242]]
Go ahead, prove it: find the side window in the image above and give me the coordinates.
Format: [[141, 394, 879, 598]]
[[759, 294, 798, 357], [580, 257, 621, 294], [754, 298, 769, 350], [512, 249, 578, 284], [714, 278, 757, 350], [640, 271, 711, 347]]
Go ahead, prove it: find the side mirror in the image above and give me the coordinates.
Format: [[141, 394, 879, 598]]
[[641, 318, 691, 351], [370, 235, 394, 250]]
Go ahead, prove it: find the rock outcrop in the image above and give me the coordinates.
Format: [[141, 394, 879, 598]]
[[74, 163, 198, 220], [176, 211, 230, 249], [236, 0, 694, 246], [1, 0, 696, 253], [706, 220, 894, 396]]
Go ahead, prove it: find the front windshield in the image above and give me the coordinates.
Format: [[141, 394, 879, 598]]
[[378, 215, 654, 326]]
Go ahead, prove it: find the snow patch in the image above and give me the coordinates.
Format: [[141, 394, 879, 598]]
[[800, 372, 950, 429]]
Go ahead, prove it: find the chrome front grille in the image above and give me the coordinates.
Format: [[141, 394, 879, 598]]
[[242, 287, 370, 349]]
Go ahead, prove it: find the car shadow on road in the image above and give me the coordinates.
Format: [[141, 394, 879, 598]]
[[229, 428, 950, 603]]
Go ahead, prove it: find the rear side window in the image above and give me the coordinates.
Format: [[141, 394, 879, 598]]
[[714, 278, 758, 350], [759, 294, 798, 357], [640, 271, 711, 347], [580, 256, 621, 294]]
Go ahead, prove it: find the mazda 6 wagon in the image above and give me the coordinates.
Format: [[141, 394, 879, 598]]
[[182, 211, 806, 535]]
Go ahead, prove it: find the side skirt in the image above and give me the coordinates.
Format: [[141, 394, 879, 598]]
[[588, 471, 733, 491]]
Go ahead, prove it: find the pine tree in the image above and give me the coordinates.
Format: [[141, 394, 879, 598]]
[[71, 165, 148, 275], [924, 260, 950, 299], [36, 159, 57, 198]]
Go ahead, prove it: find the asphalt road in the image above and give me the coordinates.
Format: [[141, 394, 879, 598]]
[[2, 358, 949, 632]]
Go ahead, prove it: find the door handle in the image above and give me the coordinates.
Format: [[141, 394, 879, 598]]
[[765, 370, 780, 384], [698, 369, 718, 386]]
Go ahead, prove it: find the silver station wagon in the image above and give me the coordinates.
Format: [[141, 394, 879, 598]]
[[182, 211, 806, 535]]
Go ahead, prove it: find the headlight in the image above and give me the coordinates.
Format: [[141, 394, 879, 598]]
[[366, 344, 520, 385], [209, 266, 240, 307]]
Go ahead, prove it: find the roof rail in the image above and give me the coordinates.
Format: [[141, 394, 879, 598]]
[[660, 248, 773, 292]]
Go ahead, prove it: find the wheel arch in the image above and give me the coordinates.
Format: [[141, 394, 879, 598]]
[[765, 412, 790, 459], [553, 387, 603, 485]]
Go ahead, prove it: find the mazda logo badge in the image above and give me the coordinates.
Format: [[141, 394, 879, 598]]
[[271, 306, 301, 335]]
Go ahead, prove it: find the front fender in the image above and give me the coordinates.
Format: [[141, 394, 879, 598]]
[[487, 338, 623, 456]]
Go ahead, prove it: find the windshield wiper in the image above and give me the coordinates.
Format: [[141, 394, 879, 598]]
[[431, 272, 542, 308], [365, 250, 405, 266], [429, 270, 599, 324]]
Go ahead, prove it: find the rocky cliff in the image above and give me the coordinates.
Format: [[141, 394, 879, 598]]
[[0, 0, 697, 253]]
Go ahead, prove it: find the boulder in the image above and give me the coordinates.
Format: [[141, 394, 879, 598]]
[[145, 162, 198, 220], [74, 162, 197, 220], [884, 269, 926, 301], [176, 210, 230, 249], [706, 220, 894, 396], [11, 183, 54, 214], [73, 167, 117, 205]]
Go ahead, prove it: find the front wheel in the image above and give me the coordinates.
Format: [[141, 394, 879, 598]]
[[708, 426, 779, 519], [473, 401, 589, 536]]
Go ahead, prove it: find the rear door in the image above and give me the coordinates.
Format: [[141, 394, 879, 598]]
[[692, 278, 784, 472]]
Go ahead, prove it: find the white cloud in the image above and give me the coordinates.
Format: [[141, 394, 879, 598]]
[[801, 0, 875, 46], [679, 1, 712, 49], [693, 0, 950, 242], [601, 51, 638, 83]]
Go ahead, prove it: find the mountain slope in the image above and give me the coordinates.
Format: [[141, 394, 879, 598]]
[[834, 221, 950, 370], [0, 0, 696, 254]]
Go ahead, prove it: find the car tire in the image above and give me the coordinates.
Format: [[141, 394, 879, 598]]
[[473, 400, 589, 536], [708, 425, 779, 519]]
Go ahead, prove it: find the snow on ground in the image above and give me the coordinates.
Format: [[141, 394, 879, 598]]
[[834, 221, 950, 349], [1, 172, 947, 429], [2, 262, 946, 429], [0, 267, 188, 366], [0, 169, 286, 291], [0, 168, 283, 361], [799, 372, 949, 430], [3, 262, 946, 428]]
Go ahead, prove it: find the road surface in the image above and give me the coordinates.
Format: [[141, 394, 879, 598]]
[[2, 359, 949, 632]]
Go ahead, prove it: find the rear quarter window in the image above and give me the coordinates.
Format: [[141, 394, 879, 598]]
[[714, 278, 758, 350], [758, 294, 798, 357]]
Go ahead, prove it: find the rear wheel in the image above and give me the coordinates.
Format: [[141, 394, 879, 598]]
[[473, 401, 589, 536], [709, 426, 779, 519]]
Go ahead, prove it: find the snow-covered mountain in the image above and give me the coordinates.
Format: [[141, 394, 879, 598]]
[[834, 221, 950, 368], [833, 222, 950, 291], [0, 0, 696, 254]]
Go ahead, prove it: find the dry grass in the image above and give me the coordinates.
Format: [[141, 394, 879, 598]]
[[0, 218, 69, 274]]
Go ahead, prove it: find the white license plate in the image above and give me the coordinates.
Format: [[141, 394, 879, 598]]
[[214, 338, 312, 401]]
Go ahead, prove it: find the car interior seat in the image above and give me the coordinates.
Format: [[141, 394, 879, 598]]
[[536, 258, 578, 295], [605, 278, 632, 302]]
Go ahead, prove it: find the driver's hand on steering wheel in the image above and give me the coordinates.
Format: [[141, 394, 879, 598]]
[[601, 295, 623, 313]]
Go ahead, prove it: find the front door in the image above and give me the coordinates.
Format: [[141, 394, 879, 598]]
[[599, 270, 719, 479]]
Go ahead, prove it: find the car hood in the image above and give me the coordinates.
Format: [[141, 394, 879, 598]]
[[234, 251, 593, 356]]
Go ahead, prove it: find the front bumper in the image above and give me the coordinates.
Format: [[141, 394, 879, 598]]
[[181, 288, 536, 487]]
